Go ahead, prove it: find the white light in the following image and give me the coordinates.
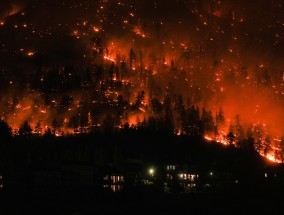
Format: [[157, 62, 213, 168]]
[[149, 168, 154, 176]]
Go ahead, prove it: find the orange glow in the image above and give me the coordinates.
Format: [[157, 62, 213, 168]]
[[213, 10, 222, 17], [5, 5, 22, 18], [126, 113, 146, 127], [1, 1, 283, 166], [205, 134, 230, 146], [204, 136, 213, 141], [104, 56, 115, 62], [133, 26, 147, 38], [93, 27, 100, 32], [27, 52, 35, 57], [260, 152, 282, 163], [215, 131, 229, 145], [73, 30, 79, 36], [176, 130, 182, 136]]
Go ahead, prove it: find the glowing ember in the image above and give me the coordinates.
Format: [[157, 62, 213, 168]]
[[260, 152, 282, 163], [133, 26, 147, 38], [204, 136, 213, 141], [0, 0, 283, 165], [104, 56, 115, 62], [27, 52, 35, 57], [93, 27, 100, 32]]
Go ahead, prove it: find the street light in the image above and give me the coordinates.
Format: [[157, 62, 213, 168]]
[[149, 168, 155, 177]]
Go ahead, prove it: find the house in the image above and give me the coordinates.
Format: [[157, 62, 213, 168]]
[[103, 173, 124, 192], [163, 164, 199, 193]]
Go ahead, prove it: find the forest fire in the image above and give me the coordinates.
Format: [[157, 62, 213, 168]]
[[93, 26, 100, 32], [133, 26, 147, 38], [27, 52, 35, 57], [104, 55, 115, 62], [0, 0, 283, 165]]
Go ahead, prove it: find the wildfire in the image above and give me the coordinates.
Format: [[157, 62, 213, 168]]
[[0, 0, 284, 166], [27, 52, 35, 57], [93, 26, 100, 32], [104, 56, 115, 62], [4, 5, 22, 18], [260, 152, 282, 163], [204, 136, 213, 141], [23, 106, 31, 111], [133, 26, 147, 38], [204, 133, 229, 145]]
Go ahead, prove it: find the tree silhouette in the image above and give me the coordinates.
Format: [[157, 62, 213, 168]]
[[164, 97, 174, 133], [34, 121, 43, 135], [0, 120, 11, 175], [68, 115, 79, 130], [244, 125, 255, 152], [174, 95, 187, 134], [227, 132, 235, 146], [151, 98, 163, 115], [201, 107, 214, 135], [187, 105, 201, 136], [263, 135, 271, 156], [103, 114, 116, 133], [59, 95, 73, 112], [253, 124, 265, 153], [44, 127, 53, 137], [279, 137, 284, 163], [216, 107, 225, 129], [51, 119, 60, 135], [129, 48, 136, 69], [18, 121, 33, 137], [134, 91, 145, 109], [0, 120, 12, 143], [234, 115, 245, 147], [117, 95, 125, 116]]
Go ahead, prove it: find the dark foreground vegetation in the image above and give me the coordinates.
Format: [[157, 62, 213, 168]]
[[0, 128, 284, 214]]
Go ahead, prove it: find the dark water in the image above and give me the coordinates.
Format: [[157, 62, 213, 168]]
[[0, 187, 282, 215]]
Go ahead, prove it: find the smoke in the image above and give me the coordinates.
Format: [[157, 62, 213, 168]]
[[0, 0, 283, 139], [0, 1, 26, 21], [207, 78, 284, 137]]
